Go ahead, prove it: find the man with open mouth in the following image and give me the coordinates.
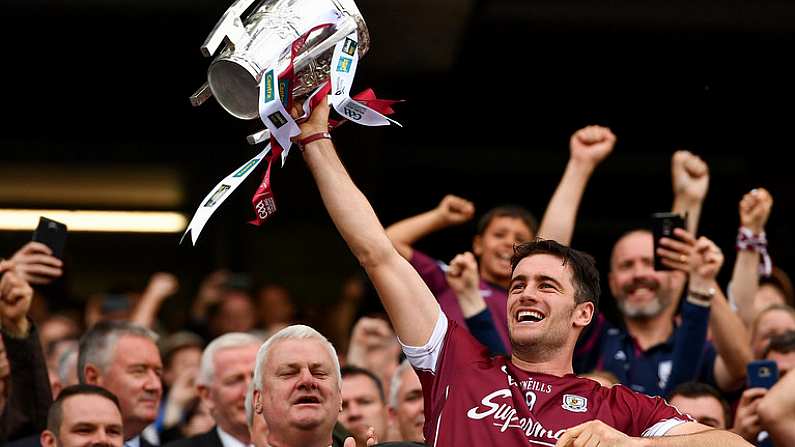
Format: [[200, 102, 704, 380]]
[[295, 97, 752, 446], [385, 126, 616, 354]]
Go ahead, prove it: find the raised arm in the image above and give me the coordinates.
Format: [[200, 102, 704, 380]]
[[708, 286, 753, 390], [0, 260, 52, 441], [670, 151, 709, 234], [756, 364, 795, 446], [446, 251, 507, 354], [384, 194, 474, 260], [130, 272, 179, 328], [729, 188, 773, 327], [660, 230, 752, 390], [537, 125, 615, 245], [300, 99, 439, 347], [665, 150, 709, 315], [687, 234, 753, 391]]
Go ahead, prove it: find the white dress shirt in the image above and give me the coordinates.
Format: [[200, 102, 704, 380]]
[[217, 426, 254, 447]]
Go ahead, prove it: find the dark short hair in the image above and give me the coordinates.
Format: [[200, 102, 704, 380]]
[[341, 366, 385, 403], [511, 239, 601, 309], [764, 330, 795, 358], [667, 382, 730, 428], [476, 205, 538, 237], [47, 384, 121, 436]]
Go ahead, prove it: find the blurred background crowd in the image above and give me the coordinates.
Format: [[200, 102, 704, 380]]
[[3, 0, 795, 446]]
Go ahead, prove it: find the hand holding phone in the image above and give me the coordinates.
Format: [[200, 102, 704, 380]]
[[32, 217, 67, 259], [7, 217, 68, 285], [651, 212, 686, 271]]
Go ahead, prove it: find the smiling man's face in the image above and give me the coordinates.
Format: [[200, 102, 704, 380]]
[[508, 254, 588, 359], [474, 216, 533, 286], [609, 230, 674, 320]]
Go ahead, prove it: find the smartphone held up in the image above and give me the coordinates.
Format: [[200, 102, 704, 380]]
[[747, 360, 779, 390], [32, 216, 68, 259], [651, 212, 686, 271]]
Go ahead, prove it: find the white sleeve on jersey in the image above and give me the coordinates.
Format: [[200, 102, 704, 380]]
[[641, 417, 690, 437], [399, 309, 448, 374]]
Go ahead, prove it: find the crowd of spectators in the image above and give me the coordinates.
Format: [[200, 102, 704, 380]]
[[2, 110, 793, 446]]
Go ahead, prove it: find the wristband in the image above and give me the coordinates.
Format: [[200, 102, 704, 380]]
[[736, 226, 772, 276], [687, 287, 715, 307], [297, 132, 332, 151]]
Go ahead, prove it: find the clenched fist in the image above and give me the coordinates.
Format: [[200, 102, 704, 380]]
[[0, 261, 34, 337], [672, 150, 709, 203], [435, 195, 475, 226], [739, 188, 773, 234], [569, 125, 616, 168]]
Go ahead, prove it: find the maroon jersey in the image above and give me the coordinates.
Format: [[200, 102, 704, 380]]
[[402, 314, 691, 447]]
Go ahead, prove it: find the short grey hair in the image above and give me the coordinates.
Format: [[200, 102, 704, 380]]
[[253, 325, 341, 392], [57, 345, 79, 385], [245, 379, 256, 429], [389, 359, 415, 409], [78, 321, 158, 383], [197, 332, 263, 386]]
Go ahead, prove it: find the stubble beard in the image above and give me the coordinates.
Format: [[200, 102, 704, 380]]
[[510, 312, 572, 363], [618, 294, 669, 320]]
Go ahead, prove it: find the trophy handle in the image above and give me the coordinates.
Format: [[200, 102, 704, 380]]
[[292, 16, 357, 72], [200, 0, 258, 57], [190, 82, 214, 107]]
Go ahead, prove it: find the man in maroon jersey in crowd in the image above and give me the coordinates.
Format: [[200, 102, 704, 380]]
[[295, 98, 751, 447]]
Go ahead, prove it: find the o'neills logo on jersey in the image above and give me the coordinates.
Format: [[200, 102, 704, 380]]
[[521, 378, 553, 394], [501, 366, 553, 394], [467, 389, 566, 442]]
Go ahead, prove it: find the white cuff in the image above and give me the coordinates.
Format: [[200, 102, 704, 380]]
[[641, 418, 690, 437], [399, 310, 448, 374]]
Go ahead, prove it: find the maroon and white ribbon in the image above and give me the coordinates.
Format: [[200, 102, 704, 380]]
[[328, 31, 400, 127], [737, 226, 772, 276], [185, 14, 403, 239], [249, 21, 339, 227], [181, 143, 272, 245]]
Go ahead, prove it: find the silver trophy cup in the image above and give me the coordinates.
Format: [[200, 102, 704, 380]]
[[191, 0, 370, 120]]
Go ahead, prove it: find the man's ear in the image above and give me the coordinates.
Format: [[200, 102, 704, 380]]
[[253, 388, 264, 415], [573, 302, 595, 329], [197, 384, 214, 412], [607, 272, 620, 299], [473, 235, 483, 257], [83, 364, 102, 385], [40, 430, 57, 447]]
